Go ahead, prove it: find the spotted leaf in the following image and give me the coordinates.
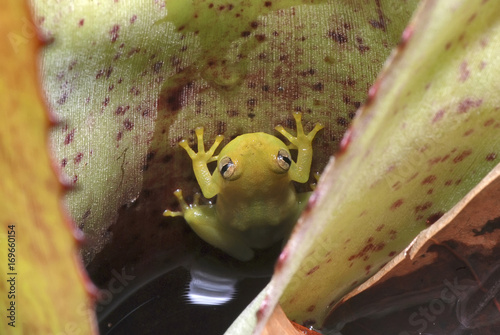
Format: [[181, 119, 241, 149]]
[[0, 1, 96, 333], [35, 0, 418, 262], [248, 0, 500, 332]]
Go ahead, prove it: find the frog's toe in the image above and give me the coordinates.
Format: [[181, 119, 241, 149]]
[[163, 209, 183, 217], [275, 125, 296, 144], [164, 189, 191, 217], [179, 139, 196, 158], [310, 171, 321, 190], [193, 192, 201, 206], [292, 111, 303, 123], [307, 123, 324, 140], [172, 189, 189, 209]]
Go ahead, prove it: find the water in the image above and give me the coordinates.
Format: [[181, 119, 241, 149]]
[[92, 243, 279, 335]]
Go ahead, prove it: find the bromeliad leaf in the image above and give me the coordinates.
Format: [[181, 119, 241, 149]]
[[251, 0, 500, 332], [325, 164, 500, 333], [0, 1, 96, 333], [35, 0, 418, 262]]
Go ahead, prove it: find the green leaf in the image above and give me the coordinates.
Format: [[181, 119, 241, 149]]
[[0, 1, 96, 333], [35, 1, 171, 261], [251, 0, 500, 332], [326, 164, 500, 333], [35, 0, 418, 262]]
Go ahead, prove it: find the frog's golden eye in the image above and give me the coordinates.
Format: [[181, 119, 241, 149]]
[[219, 156, 235, 179], [277, 149, 292, 171]]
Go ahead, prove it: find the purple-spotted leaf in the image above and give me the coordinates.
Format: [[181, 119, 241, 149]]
[[248, 0, 500, 332], [34, 0, 418, 262], [325, 163, 500, 334]]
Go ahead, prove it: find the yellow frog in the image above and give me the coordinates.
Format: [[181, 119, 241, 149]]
[[164, 113, 323, 261]]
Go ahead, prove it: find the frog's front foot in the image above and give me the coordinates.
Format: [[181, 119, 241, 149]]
[[275, 112, 323, 183], [179, 127, 224, 165], [275, 112, 324, 149], [178, 127, 222, 199], [163, 189, 200, 217]]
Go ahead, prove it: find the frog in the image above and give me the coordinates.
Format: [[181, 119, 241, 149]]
[[164, 112, 323, 261]]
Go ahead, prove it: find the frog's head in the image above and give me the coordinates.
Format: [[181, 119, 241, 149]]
[[214, 132, 292, 187]]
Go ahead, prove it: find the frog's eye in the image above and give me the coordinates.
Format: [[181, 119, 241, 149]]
[[219, 156, 235, 179], [277, 149, 292, 171]]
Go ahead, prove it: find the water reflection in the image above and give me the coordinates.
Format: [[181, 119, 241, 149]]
[[187, 261, 238, 306], [95, 246, 278, 335]]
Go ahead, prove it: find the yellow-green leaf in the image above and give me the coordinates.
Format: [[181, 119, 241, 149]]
[[326, 163, 500, 333], [0, 1, 96, 333], [250, 0, 500, 332], [34, 0, 418, 262]]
